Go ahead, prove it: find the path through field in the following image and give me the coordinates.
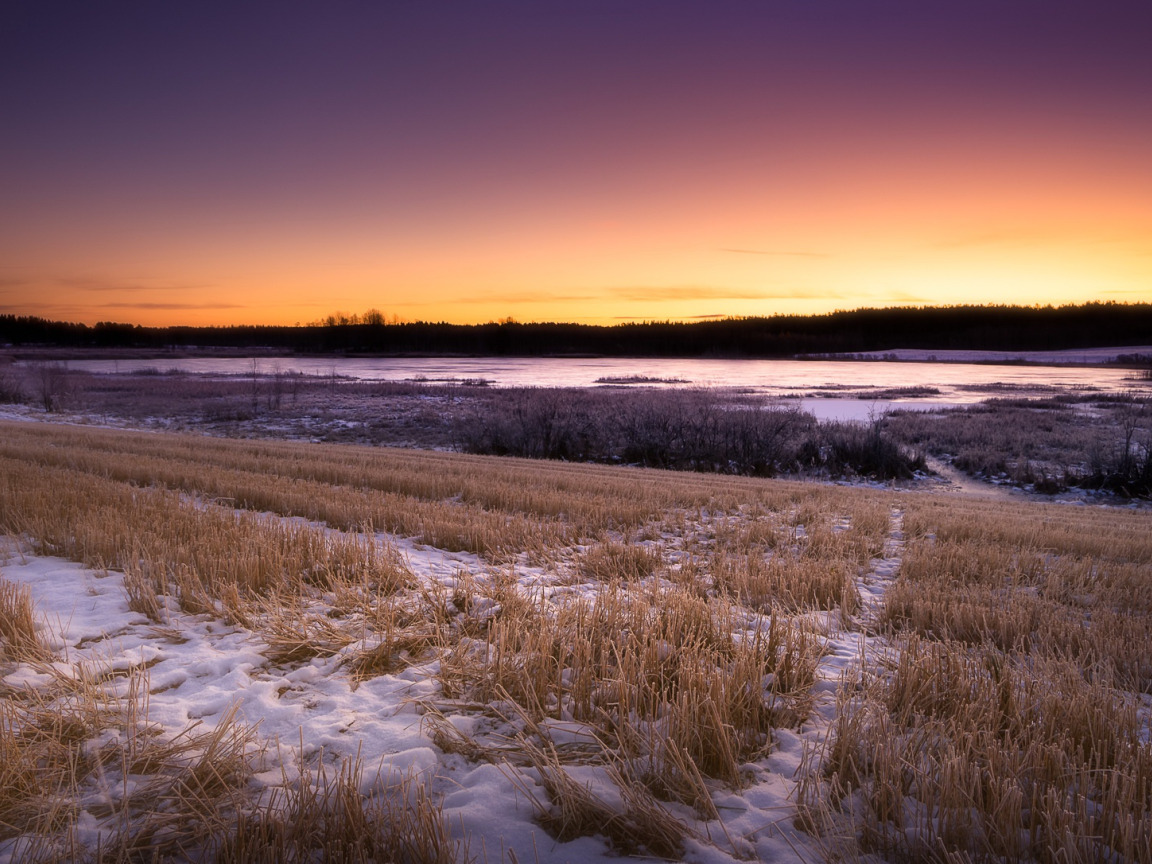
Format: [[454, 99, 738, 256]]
[[922, 455, 1017, 500], [773, 507, 906, 851]]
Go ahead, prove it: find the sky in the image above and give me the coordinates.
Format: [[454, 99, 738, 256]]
[[1, 1, 1150, 327]]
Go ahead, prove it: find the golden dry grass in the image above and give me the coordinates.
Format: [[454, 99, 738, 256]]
[[0, 420, 881, 859], [5, 419, 1150, 861], [0, 419, 891, 559], [799, 495, 1152, 862], [0, 573, 49, 663]]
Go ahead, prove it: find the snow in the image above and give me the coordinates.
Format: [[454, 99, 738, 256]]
[[835, 345, 1152, 365], [793, 397, 961, 421], [0, 506, 906, 862]]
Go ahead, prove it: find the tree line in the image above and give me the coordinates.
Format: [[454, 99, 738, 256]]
[[2, 302, 1150, 357]]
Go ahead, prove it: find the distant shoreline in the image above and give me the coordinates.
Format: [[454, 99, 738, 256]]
[[4, 344, 1151, 369], [5, 303, 1152, 362]]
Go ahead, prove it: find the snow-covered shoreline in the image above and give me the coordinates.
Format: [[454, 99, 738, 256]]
[[811, 345, 1152, 365]]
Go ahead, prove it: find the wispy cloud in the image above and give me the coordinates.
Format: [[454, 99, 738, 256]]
[[612, 285, 843, 302], [101, 302, 245, 310], [612, 313, 730, 321], [719, 248, 831, 259], [60, 277, 210, 293], [0, 302, 87, 315], [465, 292, 598, 305], [884, 290, 933, 304], [391, 292, 599, 306]]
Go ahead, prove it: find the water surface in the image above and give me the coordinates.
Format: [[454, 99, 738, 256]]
[[61, 355, 1147, 420]]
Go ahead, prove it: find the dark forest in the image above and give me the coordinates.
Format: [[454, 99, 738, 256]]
[[2, 303, 1150, 359]]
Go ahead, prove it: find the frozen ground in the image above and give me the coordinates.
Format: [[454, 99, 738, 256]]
[[832, 346, 1152, 365], [0, 506, 908, 863]]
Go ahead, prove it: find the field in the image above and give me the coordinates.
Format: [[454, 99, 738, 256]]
[[1, 419, 1151, 862]]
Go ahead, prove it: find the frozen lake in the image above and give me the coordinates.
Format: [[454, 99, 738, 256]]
[[56, 351, 1152, 421]]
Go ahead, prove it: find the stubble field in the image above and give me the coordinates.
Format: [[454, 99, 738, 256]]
[[1, 420, 1151, 862]]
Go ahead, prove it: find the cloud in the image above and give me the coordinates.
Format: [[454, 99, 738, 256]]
[[465, 292, 599, 305], [100, 302, 246, 310], [0, 302, 89, 316], [612, 285, 844, 302], [611, 313, 730, 321], [883, 290, 933, 304], [391, 292, 599, 306], [719, 248, 831, 259], [60, 277, 210, 293]]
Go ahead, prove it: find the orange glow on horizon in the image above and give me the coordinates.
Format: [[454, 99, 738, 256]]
[[2, 6, 1149, 329], [4, 140, 1150, 329]]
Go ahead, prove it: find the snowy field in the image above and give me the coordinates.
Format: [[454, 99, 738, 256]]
[[1, 517, 899, 863], [2, 421, 1151, 862]]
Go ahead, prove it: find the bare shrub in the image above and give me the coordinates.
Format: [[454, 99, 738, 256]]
[[0, 362, 25, 403], [456, 386, 916, 479], [814, 414, 925, 480], [30, 361, 69, 412]]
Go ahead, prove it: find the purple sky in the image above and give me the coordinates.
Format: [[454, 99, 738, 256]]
[[3, 1, 1150, 325]]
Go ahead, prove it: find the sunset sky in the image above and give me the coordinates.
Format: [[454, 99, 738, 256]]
[[2, 2, 1150, 327]]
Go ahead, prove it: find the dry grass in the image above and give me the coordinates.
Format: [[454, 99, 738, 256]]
[[0, 455, 413, 622], [215, 751, 458, 864], [0, 421, 891, 858], [884, 500, 1152, 692], [0, 598, 457, 863], [9, 419, 1151, 861], [0, 659, 260, 861], [0, 420, 892, 559], [0, 573, 50, 663], [799, 494, 1152, 863], [508, 738, 691, 859], [711, 549, 857, 615], [576, 539, 664, 583], [801, 637, 1152, 863], [436, 580, 822, 794]]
